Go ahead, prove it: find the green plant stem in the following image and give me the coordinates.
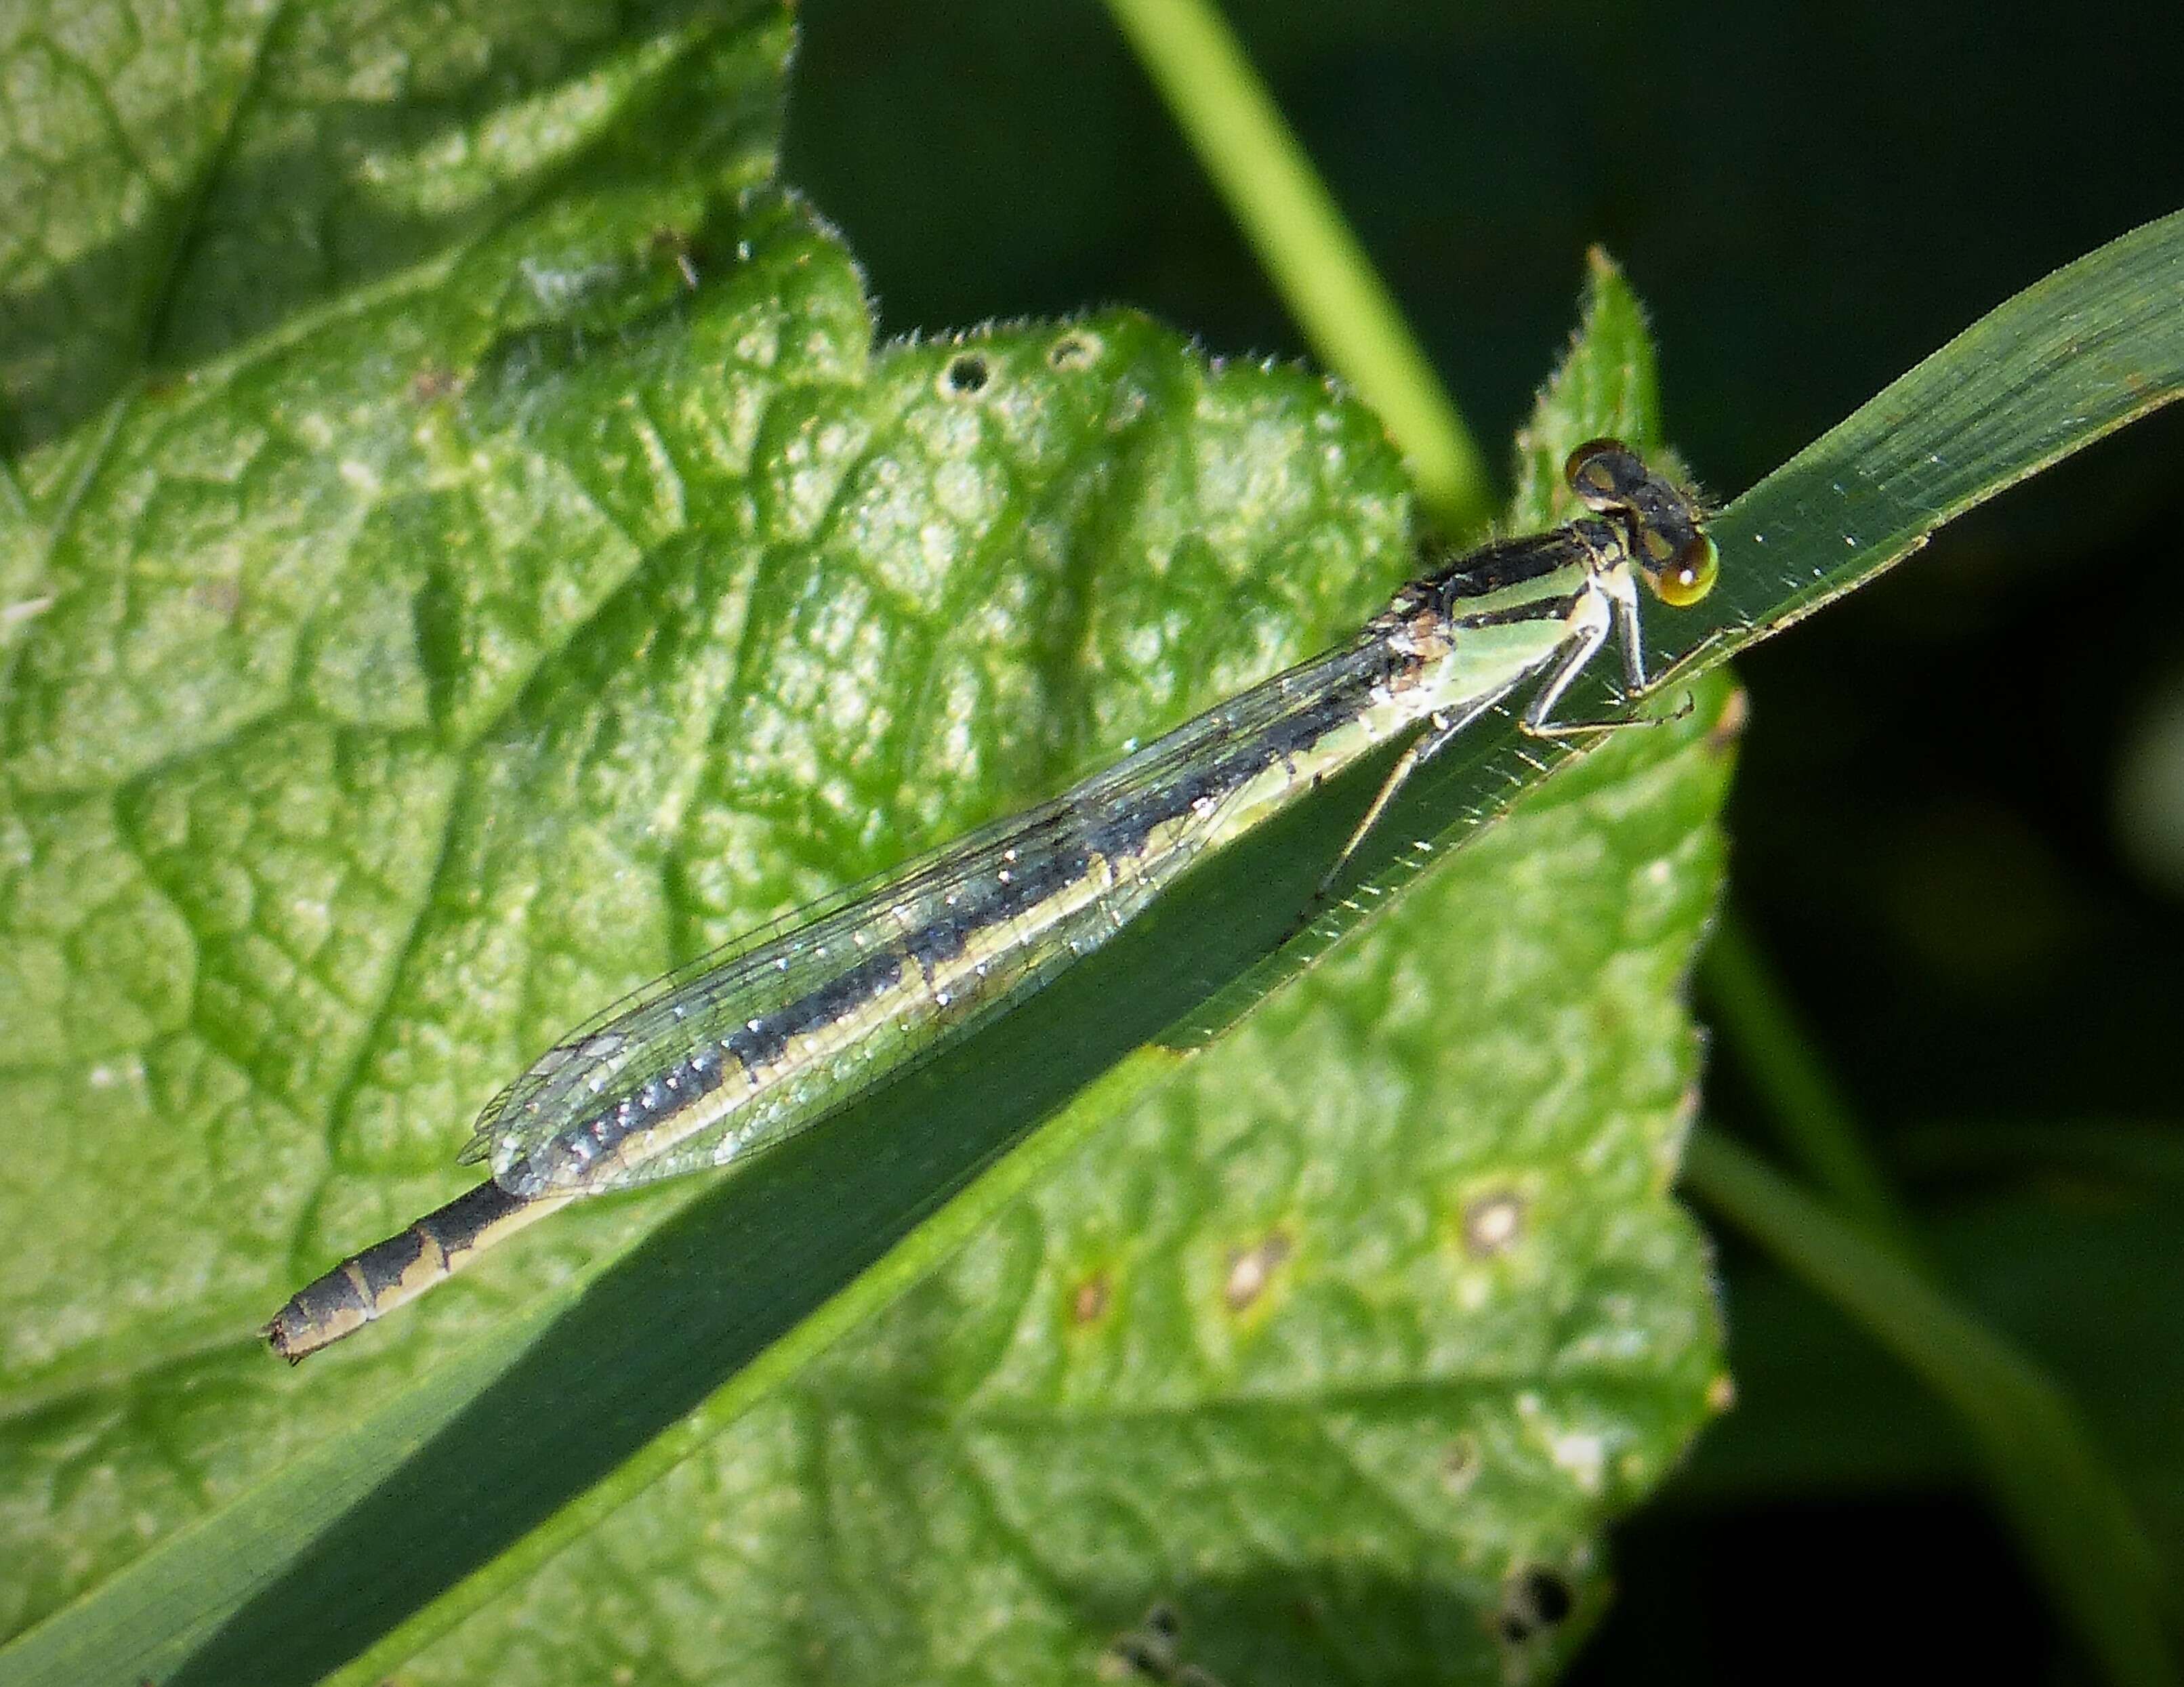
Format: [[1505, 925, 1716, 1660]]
[[1685, 1130, 2179, 1687], [1701, 906, 1918, 1255], [1101, 0, 1490, 532]]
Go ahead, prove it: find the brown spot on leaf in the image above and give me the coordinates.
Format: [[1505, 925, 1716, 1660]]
[[1222, 1231, 1292, 1312], [190, 577, 242, 621], [1070, 1270, 1111, 1325], [1440, 1434, 1481, 1493], [1461, 1190, 1527, 1257], [410, 364, 463, 404]]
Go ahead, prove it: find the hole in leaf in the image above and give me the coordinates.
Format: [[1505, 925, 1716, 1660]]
[[1048, 331, 1101, 371], [1496, 1565, 1575, 1644], [942, 352, 991, 396]]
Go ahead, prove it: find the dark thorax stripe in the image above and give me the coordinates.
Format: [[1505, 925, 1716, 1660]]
[[1452, 593, 1582, 632]]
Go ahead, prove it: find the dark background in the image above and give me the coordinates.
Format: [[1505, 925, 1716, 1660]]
[[784, 3, 2184, 1680]]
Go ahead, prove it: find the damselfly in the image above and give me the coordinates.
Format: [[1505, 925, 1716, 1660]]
[[266, 438, 1716, 1359]]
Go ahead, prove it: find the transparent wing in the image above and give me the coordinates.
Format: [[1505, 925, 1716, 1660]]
[[468, 629, 1390, 1199]]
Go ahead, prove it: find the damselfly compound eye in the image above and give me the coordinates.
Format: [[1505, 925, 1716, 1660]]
[[1563, 437, 1641, 509], [1648, 531, 1719, 606]]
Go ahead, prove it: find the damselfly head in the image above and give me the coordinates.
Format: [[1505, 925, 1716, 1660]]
[[1563, 438, 1718, 608]]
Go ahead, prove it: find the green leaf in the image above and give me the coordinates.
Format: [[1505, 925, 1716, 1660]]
[[13, 0, 2174, 1678], [0, 0, 791, 463], [1666, 211, 2184, 1687], [2, 10, 1729, 1684], [388, 704, 1735, 1687], [1661, 207, 2184, 684]]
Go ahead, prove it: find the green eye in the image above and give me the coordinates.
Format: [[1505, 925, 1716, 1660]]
[[1649, 532, 1719, 606]]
